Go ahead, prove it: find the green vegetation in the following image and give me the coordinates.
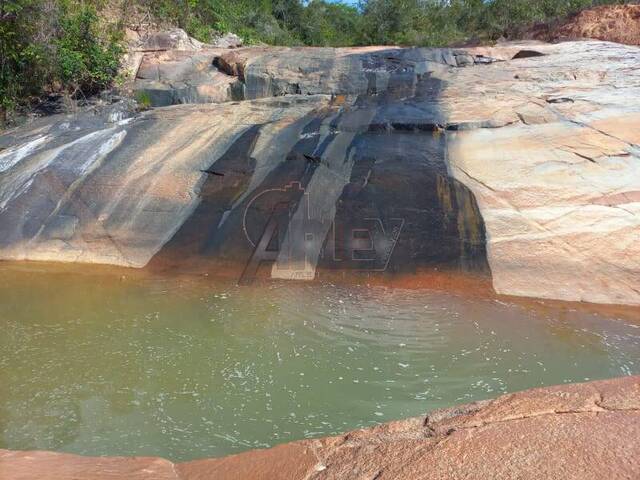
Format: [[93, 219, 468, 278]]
[[146, 0, 629, 47], [134, 89, 152, 110], [56, 5, 123, 97], [0, 0, 632, 122], [1, 0, 122, 122], [139, 0, 365, 46], [358, 0, 630, 46]]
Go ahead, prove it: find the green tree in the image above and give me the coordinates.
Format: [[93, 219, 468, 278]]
[[0, 0, 46, 122], [1, 0, 123, 123], [299, 0, 362, 46], [55, 3, 123, 97]]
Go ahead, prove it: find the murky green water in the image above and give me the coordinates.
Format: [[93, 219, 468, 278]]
[[0, 265, 639, 461]]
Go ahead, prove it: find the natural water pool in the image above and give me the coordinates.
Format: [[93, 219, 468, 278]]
[[1, 264, 639, 462]]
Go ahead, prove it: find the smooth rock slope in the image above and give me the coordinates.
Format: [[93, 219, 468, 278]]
[[1, 376, 639, 479], [0, 40, 639, 305]]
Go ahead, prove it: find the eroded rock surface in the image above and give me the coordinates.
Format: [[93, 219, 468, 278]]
[[0, 96, 329, 268], [132, 44, 501, 107], [445, 41, 640, 305], [1, 376, 638, 479], [0, 40, 639, 305]]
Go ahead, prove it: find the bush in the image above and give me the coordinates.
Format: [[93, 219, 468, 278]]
[[0, 0, 634, 124], [300, 1, 363, 46], [0, 0, 123, 122], [56, 4, 123, 97], [0, 0, 47, 119], [359, 0, 630, 46], [134, 90, 152, 110]]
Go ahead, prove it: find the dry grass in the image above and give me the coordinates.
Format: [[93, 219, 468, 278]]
[[527, 4, 640, 46]]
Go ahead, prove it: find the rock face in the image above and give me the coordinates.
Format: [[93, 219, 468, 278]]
[[444, 41, 640, 305], [134, 49, 242, 106], [132, 44, 498, 107], [1, 376, 639, 479], [0, 40, 639, 305]]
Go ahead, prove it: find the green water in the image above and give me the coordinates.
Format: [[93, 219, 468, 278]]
[[0, 266, 638, 461]]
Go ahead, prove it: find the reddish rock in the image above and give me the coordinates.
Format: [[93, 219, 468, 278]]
[[0, 451, 178, 480], [1, 376, 638, 479], [176, 442, 318, 480]]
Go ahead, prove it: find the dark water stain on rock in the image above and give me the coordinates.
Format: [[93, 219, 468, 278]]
[[318, 51, 489, 276], [147, 125, 262, 272], [147, 114, 331, 275], [207, 115, 327, 264], [149, 49, 490, 281]]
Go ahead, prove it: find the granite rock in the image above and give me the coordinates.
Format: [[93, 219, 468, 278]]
[[1, 40, 639, 305]]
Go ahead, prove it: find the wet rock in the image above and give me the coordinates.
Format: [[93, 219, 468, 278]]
[[42, 215, 78, 241], [0, 96, 330, 268], [1, 40, 639, 306]]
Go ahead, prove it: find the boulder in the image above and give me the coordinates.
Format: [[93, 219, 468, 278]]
[[133, 50, 241, 106], [122, 29, 243, 98], [135, 28, 209, 52], [212, 32, 243, 49]]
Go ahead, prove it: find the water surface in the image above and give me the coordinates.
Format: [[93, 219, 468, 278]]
[[0, 265, 638, 461]]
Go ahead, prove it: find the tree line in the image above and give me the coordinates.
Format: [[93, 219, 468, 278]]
[[0, 0, 631, 122], [147, 0, 630, 47]]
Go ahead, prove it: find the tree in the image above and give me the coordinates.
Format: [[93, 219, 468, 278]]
[[0, 1, 123, 123], [55, 3, 123, 97], [0, 0, 45, 123], [299, 0, 362, 46]]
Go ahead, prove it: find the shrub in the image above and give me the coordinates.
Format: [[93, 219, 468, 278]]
[[55, 4, 123, 97], [134, 90, 152, 110], [0, 0, 48, 120], [0, 0, 123, 122]]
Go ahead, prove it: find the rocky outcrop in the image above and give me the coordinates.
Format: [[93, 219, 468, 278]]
[[212, 33, 243, 49], [2, 376, 639, 479], [121, 29, 242, 101], [444, 41, 640, 305], [0, 95, 329, 268], [133, 49, 242, 105], [0, 40, 639, 305], [132, 44, 502, 107]]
